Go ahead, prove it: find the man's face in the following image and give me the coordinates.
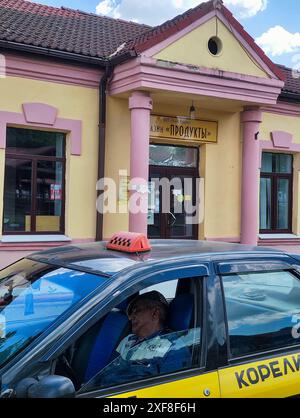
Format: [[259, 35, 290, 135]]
[[128, 301, 159, 339]]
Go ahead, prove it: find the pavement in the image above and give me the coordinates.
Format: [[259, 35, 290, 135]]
[[0, 244, 300, 270]]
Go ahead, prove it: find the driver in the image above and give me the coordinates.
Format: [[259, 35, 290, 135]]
[[96, 291, 192, 387]]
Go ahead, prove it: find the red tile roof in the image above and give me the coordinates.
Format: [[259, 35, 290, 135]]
[[0, 0, 299, 97], [0, 0, 150, 59], [277, 65, 300, 97]]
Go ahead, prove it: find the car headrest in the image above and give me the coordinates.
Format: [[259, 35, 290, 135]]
[[116, 294, 137, 313], [168, 293, 194, 331]]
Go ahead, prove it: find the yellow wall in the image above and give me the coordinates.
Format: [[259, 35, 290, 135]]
[[103, 97, 131, 239], [0, 75, 99, 239], [154, 18, 268, 79], [104, 98, 242, 240], [261, 113, 300, 144], [203, 111, 241, 239]]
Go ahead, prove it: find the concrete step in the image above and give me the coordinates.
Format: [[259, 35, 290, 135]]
[[0, 242, 68, 251], [258, 239, 300, 246]]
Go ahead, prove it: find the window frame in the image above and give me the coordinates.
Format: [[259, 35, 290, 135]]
[[37, 263, 208, 398], [3, 128, 66, 235], [260, 152, 293, 234], [219, 261, 300, 365]]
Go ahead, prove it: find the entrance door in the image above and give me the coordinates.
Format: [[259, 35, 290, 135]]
[[148, 145, 199, 240], [260, 153, 293, 234]]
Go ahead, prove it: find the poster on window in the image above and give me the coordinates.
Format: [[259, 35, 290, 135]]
[[50, 184, 62, 201]]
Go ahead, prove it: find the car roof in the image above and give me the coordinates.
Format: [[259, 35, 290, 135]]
[[28, 240, 285, 277]]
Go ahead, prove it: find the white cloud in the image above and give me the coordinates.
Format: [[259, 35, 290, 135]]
[[95, 0, 266, 26], [223, 0, 267, 18], [96, 0, 118, 16], [256, 26, 300, 56]]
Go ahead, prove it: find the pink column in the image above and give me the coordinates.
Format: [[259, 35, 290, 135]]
[[128, 91, 153, 234], [241, 107, 263, 245]]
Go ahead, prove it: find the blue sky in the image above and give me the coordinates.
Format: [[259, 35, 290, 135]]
[[33, 0, 300, 69]]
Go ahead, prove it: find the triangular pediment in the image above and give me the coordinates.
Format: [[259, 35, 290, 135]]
[[133, 1, 283, 81], [151, 17, 268, 78]]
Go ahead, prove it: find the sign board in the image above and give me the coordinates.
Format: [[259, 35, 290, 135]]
[[150, 115, 218, 143]]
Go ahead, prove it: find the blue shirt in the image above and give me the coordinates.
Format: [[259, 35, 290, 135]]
[[97, 329, 192, 388]]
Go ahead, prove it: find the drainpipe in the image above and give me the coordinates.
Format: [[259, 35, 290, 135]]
[[96, 51, 137, 241], [96, 63, 114, 242]]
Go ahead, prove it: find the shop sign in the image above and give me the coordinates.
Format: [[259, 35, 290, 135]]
[[150, 115, 218, 143]]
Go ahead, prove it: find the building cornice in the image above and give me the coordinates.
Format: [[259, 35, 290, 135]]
[[109, 56, 284, 106], [3, 51, 104, 89], [262, 101, 300, 117]]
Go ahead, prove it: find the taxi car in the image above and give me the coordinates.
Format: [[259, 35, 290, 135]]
[[0, 232, 300, 398]]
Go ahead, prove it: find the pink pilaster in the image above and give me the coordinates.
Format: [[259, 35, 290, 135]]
[[241, 108, 263, 245], [128, 91, 153, 235]]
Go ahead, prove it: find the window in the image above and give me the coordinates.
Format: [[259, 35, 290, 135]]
[[0, 259, 108, 368], [3, 128, 66, 234], [59, 276, 202, 393], [260, 152, 293, 233], [149, 145, 198, 168], [222, 270, 300, 358], [208, 37, 223, 56]]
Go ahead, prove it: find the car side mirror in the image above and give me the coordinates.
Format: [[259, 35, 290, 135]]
[[15, 375, 75, 398]]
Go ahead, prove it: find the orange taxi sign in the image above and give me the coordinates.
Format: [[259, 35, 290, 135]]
[[107, 232, 151, 253]]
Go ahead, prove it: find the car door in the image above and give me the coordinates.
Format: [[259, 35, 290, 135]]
[[76, 264, 221, 399], [216, 257, 300, 398]]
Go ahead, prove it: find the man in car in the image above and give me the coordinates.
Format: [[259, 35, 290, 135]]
[[96, 291, 192, 387]]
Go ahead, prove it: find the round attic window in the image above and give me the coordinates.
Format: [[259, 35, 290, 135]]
[[208, 36, 222, 56]]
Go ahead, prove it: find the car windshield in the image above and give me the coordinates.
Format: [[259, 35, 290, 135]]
[[0, 258, 108, 368]]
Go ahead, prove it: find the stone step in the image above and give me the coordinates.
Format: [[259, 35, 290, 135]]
[[0, 242, 68, 251], [258, 239, 300, 246]]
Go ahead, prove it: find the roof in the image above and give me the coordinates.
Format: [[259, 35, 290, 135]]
[[0, 0, 150, 59], [1, 0, 300, 96], [277, 65, 300, 98], [29, 240, 283, 277]]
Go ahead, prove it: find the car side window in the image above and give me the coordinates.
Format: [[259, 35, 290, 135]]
[[222, 270, 300, 358], [140, 280, 178, 300], [73, 277, 202, 394]]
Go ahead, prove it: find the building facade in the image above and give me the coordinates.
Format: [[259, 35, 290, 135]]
[[0, 0, 300, 257]]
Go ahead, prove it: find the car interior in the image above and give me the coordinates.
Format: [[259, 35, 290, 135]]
[[54, 278, 201, 391]]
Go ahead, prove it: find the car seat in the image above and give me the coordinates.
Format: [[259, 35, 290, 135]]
[[72, 300, 131, 385], [167, 293, 194, 331]]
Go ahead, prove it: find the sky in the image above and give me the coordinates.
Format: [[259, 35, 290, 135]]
[[32, 0, 300, 70]]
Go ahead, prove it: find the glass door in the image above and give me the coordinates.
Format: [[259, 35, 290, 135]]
[[260, 153, 293, 234], [148, 145, 199, 240]]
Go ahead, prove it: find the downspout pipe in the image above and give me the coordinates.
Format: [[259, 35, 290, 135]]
[[96, 63, 114, 242], [96, 51, 137, 241]]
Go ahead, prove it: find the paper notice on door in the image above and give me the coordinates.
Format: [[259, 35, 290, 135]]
[[172, 189, 182, 196], [50, 184, 62, 201], [147, 210, 155, 226]]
